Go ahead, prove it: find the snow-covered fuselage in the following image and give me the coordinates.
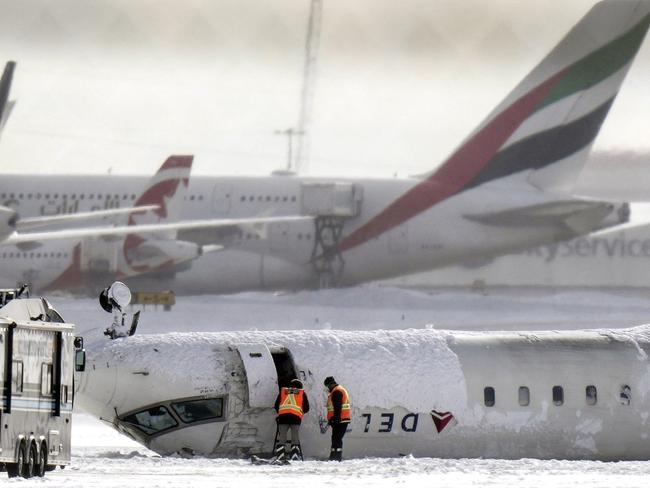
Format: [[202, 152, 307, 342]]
[[0, 173, 623, 294], [75, 326, 650, 460]]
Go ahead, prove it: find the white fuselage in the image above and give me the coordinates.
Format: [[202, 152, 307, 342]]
[[74, 326, 650, 461], [0, 173, 620, 294]]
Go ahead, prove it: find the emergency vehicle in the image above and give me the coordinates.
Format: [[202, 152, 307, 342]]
[[0, 287, 84, 478]]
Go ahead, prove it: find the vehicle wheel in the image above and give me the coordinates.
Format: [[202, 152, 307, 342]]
[[25, 441, 37, 478], [36, 442, 47, 477], [7, 441, 26, 478]]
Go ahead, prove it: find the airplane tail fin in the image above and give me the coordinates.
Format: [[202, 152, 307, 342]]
[[435, 0, 650, 194], [340, 1, 650, 252], [123, 155, 193, 259], [0, 61, 16, 132]]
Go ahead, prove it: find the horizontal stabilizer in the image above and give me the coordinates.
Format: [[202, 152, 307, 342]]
[[464, 199, 623, 235]]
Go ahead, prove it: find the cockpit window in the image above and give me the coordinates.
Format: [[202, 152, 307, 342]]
[[122, 406, 178, 435], [171, 398, 224, 423]]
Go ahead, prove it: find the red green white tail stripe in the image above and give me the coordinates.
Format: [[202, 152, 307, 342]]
[[340, 1, 650, 252]]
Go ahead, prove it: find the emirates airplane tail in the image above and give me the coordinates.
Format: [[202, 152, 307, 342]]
[[341, 0, 650, 252]]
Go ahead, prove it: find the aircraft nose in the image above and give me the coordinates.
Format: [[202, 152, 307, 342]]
[[74, 341, 119, 421]]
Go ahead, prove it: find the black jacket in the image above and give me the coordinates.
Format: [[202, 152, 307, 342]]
[[274, 389, 310, 425]]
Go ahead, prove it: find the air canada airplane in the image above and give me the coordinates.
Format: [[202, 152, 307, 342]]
[[2, 0, 649, 293], [74, 317, 650, 461]]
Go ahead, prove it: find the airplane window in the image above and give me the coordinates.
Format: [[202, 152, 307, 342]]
[[190, 195, 195, 201], [37, 193, 41, 199], [27, 194, 32, 199], [586, 385, 597, 406], [258, 196, 263, 201], [71, 194, 76, 199], [266, 196, 271, 201], [18, 193, 23, 199], [0, 193, 5, 198], [484, 387, 495, 407], [291, 196, 296, 202], [171, 398, 224, 424], [620, 385, 631, 406], [518, 386, 530, 406], [122, 406, 178, 435], [80, 194, 85, 199], [198, 195, 204, 201], [45, 194, 49, 199], [9, 193, 14, 198], [122, 195, 128, 200], [240, 196, 245, 202], [552, 386, 564, 406], [283, 197, 288, 202]]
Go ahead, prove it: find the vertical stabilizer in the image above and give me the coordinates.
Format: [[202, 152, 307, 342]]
[[0, 61, 16, 132], [340, 1, 650, 252], [123, 155, 193, 272]]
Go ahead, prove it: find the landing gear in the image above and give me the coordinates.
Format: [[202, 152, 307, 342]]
[[311, 216, 345, 288]]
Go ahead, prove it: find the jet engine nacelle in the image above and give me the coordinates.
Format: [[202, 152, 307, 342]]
[[0, 205, 18, 242], [125, 239, 202, 268]]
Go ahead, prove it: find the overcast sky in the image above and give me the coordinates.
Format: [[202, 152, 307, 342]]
[[0, 0, 647, 177]]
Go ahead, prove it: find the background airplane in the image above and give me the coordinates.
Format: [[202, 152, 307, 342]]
[[0, 1, 648, 295]]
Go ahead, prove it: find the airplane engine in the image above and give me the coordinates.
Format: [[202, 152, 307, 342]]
[[0, 205, 18, 242], [125, 239, 202, 268]]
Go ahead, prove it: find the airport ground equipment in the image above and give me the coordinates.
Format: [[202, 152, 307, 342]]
[[0, 287, 85, 478]]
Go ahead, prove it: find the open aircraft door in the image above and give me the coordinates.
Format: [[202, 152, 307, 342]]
[[236, 344, 278, 408]]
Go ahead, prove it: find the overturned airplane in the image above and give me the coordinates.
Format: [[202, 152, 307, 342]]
[[75, 323, 650, 461]]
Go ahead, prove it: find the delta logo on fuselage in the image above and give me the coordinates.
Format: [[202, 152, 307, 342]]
[[344, 409, 456, 436]]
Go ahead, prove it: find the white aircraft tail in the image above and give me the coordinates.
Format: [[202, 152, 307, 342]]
[[122, 155, 193, 273], [340, 0, 650, 252]]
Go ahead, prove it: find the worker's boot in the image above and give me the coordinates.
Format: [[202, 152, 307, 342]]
[[290, 444, 302, 461], [328, 448, 337, 461], [273, 445, 286, 463], [333, 448, 342, 462]]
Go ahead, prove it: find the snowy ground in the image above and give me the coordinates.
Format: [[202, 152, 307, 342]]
[[10, 285, 650, 487], [13, 416, 650, 488]]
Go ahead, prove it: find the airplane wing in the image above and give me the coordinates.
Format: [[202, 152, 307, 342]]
[[16, 205, 160, 230], [2, 215, 314, 245]]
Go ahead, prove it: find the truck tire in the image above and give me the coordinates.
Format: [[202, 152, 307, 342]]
[[6, 441, 26, 478], [36, 442, 47, 477], [25, 442, 37, 478]]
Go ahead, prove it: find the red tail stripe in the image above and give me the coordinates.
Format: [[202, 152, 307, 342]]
[[161, 155, 193, 170], [339, 69, 567, 252]]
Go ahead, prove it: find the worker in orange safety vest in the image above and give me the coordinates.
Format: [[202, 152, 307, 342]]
[[273, 378, 310, 461], [324, 376, 351, 461]]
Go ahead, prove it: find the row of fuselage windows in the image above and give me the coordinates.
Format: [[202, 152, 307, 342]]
[[0, 193, 297, 204], [240, 195, 298, 203], [483, 384, 632, 407], [1, 192, 138, 201], [2, 252, 69, 259]]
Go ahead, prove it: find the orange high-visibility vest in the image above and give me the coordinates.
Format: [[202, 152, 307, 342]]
[[278, 387, 305, 419], [327, 385, 351, 422]]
